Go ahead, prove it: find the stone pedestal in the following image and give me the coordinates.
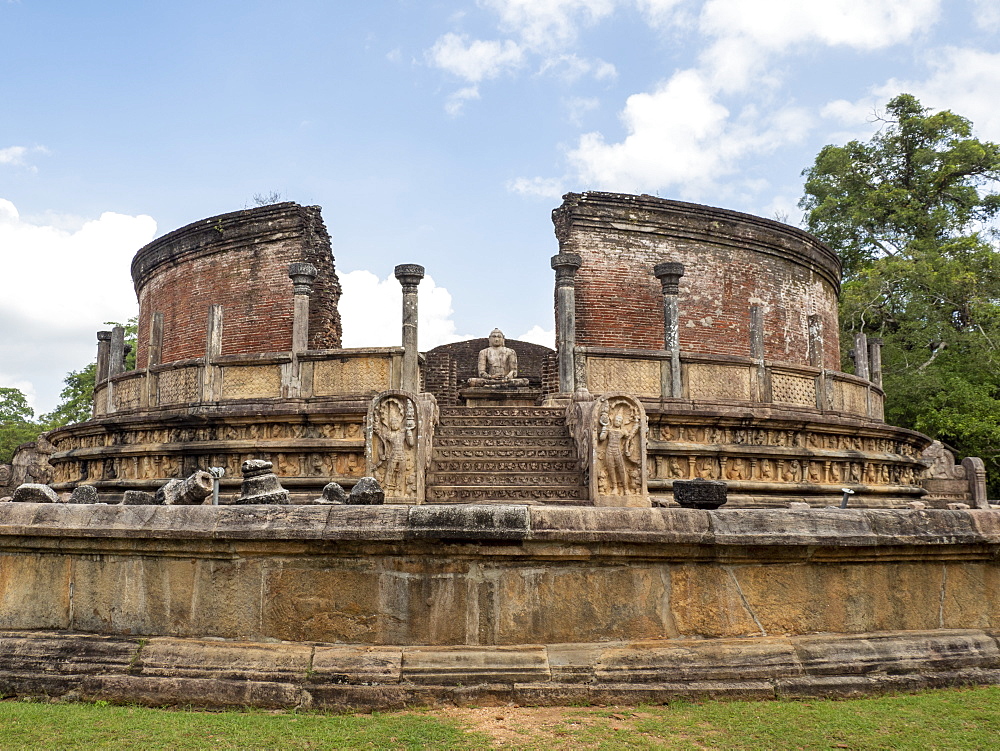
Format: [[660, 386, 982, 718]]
[[461, 385, 541, 408]]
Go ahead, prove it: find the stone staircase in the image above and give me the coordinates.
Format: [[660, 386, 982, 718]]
[[426, 406, 587, 504]]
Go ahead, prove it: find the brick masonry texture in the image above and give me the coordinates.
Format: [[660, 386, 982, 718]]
[[131, 203, 342, 368], [553, 192, 842, 370]]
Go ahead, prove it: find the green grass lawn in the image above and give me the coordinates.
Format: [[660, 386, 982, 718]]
[[1, 686, 998, 750]]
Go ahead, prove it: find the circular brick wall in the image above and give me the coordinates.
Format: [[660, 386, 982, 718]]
[[553, 192, 842, 369], [131, 203, 342, 369]]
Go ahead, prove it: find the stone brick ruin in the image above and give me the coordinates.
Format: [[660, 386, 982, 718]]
[[0, 193, 997, 710]]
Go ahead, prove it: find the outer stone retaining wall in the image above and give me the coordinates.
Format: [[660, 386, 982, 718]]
[[1, 504, 1000, 706]]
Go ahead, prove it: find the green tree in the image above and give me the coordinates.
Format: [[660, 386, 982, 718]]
[[0, 387, 42, 464], [800, 94, 1000, 494]]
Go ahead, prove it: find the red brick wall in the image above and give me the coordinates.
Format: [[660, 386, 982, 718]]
[[553, 193, 842, 369], [132, 203, 342, 368]]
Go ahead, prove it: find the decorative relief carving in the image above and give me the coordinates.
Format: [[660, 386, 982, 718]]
[[834, 380, 869, 416], [568, 392, 648, 507], [113, 376, 143, 411], [585, 358, 661, 397], [771, 372, 817, 406], [687, 364, 752, 401], [365, 390, 436, 503], [158, 367, 199, 405], [314, 357, 391, 395], [221, 365, 281, 400]]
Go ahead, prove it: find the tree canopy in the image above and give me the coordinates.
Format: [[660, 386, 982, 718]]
[[800, 94, 1000, 494]]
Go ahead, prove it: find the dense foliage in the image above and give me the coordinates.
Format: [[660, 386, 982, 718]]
[[800, 94, 1000, 493]]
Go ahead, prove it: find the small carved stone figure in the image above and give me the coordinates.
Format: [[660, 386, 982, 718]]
[[598, 407, 640, 494], [468, 329, 529, 387]]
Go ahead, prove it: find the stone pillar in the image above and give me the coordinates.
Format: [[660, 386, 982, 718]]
[[653, 262, 685, 398], [109, 326, 127, 378], [868, 337, 883, 389], [96, 330, 112, 383], [551, 253, 582, 393], [852, 332, 869, 380], [394, 264, 424, 393], [288, 262, 318, 353], [147, 313, 164, 369], [202, 304, 223, 402], [749, 304, 769, 402], [808, 315, 827, 410]]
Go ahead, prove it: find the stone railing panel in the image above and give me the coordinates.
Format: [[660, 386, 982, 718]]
[[687, 363, 753, 401], [221, 364, 281, 400]]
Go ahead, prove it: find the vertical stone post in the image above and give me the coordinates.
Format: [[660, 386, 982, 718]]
[[109, 326, 127, 378], [202, 304, 224, 402], [867, 337, 883, 389], [394, 264, 425, 393], [288, 262, 318, 353], [853, 332, 869, 380], [96, 330, 112, 383], [147, 312, 164, 407], [653, 262, 685, 398], [749, 304, 769, 402], [551, 253, 582, 394], [808, 315, 828, 410]]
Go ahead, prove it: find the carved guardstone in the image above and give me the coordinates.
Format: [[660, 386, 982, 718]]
[[567, 392, 649, 507], [365, 390, 438, 503]]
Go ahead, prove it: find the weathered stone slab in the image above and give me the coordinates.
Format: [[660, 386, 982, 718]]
[[69, 485, 99, 504], [311, 646, 403, 684], [138, 638, 311, 681], [708, 508, 877, 546], [122, 490, 157, 505], [407, 504, 529, 541], [11, 484, 59, 503], [528, 506, 712, 544], [401, 646, 550, 684]]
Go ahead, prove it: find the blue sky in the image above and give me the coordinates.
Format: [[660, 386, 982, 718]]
[[2, 0, 999, 414]]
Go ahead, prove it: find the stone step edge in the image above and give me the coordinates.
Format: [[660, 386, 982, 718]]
[[1, 629, 997, 710]]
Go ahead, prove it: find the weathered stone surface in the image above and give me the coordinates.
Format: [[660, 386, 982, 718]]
[[235, 459, 289, 505], [348, 476, 384, 505], [674, 479, 728, 509], [122, 490, 157, 505], [11, 484, 60, 503], [69, 485, 99, 504], [317, 482, 347, 504], [407, 503, 529, 540], [155, 471, 213, 506]]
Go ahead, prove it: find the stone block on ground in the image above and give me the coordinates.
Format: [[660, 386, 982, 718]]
[[313, 482, 347, 505], [70, 485, 99, 504], [155, 471, 213, 506], [674, 479, 728, 509], [235, 460, 289, 505], [348, 477, 385, 505], [121, 490, 157, 505], [11, 484, 60, 503]]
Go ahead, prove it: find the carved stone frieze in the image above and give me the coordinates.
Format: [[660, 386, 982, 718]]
[[568, 392, 648, 507], [313, 357, 392, 395]]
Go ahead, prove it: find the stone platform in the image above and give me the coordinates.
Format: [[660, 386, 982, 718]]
[[2, 503, 1000, 708]]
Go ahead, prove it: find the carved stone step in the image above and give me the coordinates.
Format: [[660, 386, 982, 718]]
[[431, 459, 581, 473], [434, 437, 575, 450], [435, 426, 570, 438], [438, 407, 564, 418], [433, 447, 576, 460], [427, 471, 585, 487], [437, 416, 567, 428], [426, 486, 588, 503]]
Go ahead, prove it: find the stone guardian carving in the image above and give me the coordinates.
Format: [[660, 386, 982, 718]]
[[365, 390, 438, 503], [567, 392, 648, 507]]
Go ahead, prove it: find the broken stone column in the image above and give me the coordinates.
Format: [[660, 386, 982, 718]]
[[749, 304, 768, 402], [154, 470, 214, 505], [288, 262, 318, 353], [109, 326, 127, 378], [235, 459, 289, 504], [348, 476, 385, 505], [394, 264, 424, 393], [653, 261, 685, 398], [202, 304, 223, 401], [96, 330, 112, 383], [313, 482, 347, 504], [868, 337, 883, 389], [122, 490, 156, 505], [852, 332, 869, 380], [550, 253, 582, 394]]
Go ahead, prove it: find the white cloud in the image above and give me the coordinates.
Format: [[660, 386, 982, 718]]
[[338, 270, 472, 350], [483, 0, 616, 49], [0, 199, 157, 413], [507, 176, 566, 199], [517, 325, 555, 348], [537, 53, 617, 83], [428, 32, 524, 82], [565, 95, 600, 126], [445, 86, 481, 116], [0, 145, 48, 171], [972, 0, 1000, 32], [565, 69, 811, 196]]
